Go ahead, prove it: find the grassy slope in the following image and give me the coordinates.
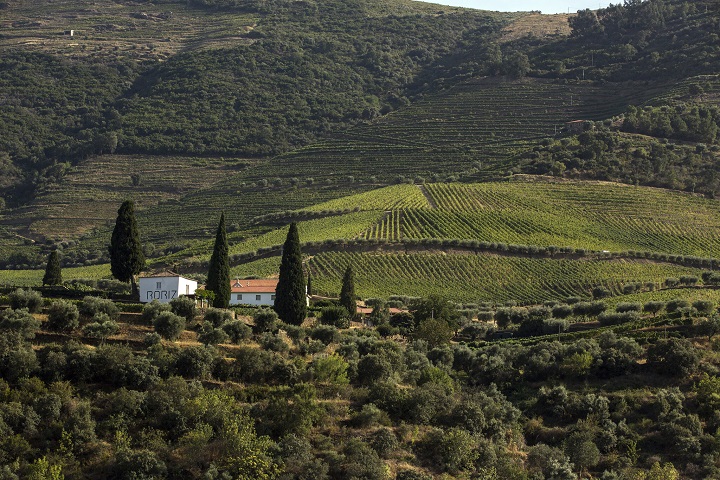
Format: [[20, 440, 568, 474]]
[[9, 178, 720, 306], [235, 251, 702, 303]]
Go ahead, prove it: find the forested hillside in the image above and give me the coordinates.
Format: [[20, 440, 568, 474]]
[[2, 0, 720, 269], [0, 0, 513, 204]]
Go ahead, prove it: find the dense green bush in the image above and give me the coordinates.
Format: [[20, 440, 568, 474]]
[[79, 296, 119, 320], [141, 300, 171, 324], [153, 311, 186, 341], [205, 307, 234, 328], [82, 314, 120, 340], [9, 289, 43, 313], [46, 300, 80, 332], [222, 320, 252, 344], [319, 306, 351, 329], [254, 308, 279, 333], [0, 308, 41, 340], [170, 296, 197, 322]]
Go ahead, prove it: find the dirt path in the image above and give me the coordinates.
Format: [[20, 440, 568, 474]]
[[418, 184, 437, 209]]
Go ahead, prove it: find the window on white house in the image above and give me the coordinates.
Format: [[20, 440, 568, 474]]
[[156, 282, 162, 289], [271, 295, 276, 301], [256, 295, 261, 301], [237, 294, 242, 300], [186, 285, 190, 295]]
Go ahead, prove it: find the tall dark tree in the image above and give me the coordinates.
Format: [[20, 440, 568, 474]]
[[206, 213, 230, 308], [109, 200, 145, 294], [339, 265, 357, 316], [42, 250, 62, 286], [274, 223, 306, 325]]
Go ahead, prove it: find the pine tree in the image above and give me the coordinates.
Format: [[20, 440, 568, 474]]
[[274, 223, 306, 325], [109, 200, 145, 294], [206, 213, 231, 308], [42, 250, 62, 286], [339, 265, 357, 316]]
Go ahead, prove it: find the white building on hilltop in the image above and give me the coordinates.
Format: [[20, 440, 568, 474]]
[[229, 279, 279, 306], [139, 273, 197, 303], [228, 278, 310, 307]]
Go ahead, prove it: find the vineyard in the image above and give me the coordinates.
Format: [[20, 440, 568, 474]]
[[305, 251, 700, 303], [2, 73, 702, 265], [266, 78, 639, 184], [346, 180, 720, 257], [15, 154, 251, 242], [0, 264, 110, 287]]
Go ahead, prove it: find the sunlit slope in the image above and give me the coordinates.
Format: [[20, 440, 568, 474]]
[[282, 179, 720, 258], [230, 252, 702, 303]]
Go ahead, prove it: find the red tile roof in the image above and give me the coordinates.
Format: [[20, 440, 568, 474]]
[[230, 279, 278, 293]]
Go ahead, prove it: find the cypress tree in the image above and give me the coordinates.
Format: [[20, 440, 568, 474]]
[[206, 213, 231, 308], [42, 250, 62, 286], [109, 200, 145, 294], [274, 223, 306, 325], [339, 265, 357, 316]]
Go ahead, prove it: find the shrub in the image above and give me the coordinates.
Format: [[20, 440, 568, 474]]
[[310, 325, 339, 345], [419, 428, 479, 475], [692, 300, 715, 316], [222, 320, 252, 343], [205, 308, 233, 328], [173, 345, 217, 379], [551, 304, 573, 319], [349, 403, 390, 428], [0, 308, 41, 339], [647, 338, 700, 376], [113, 449, 167, 479], [144, 332, 162, 347], [9, 289, 43, 313], [170, 296, 196, 322], [616, 302, 642, 313], [598, 311, 640, 326], [82, 313, 120, 339], [319, 306, 351, 329], [370, 428, 398, 458], [259, 333, 289, 353], [643, 300, 665, 316], [198, 327, 229, 345], [254, 308, 279, 333], [46, 300, 80, 332], [141, 300, 171, 323], [80, 296, 119, 319], [153, 311, 186, 341], [666, 298, 690, 313], [592, 286, 611, 299]]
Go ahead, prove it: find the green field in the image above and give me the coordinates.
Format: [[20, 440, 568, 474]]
[[0, 264, 111, 287], [307, 251, 700, 303]]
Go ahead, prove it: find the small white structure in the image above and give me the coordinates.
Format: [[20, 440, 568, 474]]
[[139, 273, 197, 303], [228, 278, 310, 307], [229, 279, 279, 306]]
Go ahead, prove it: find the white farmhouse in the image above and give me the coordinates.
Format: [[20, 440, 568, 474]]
[[139, 273, 197, 303], [228, 279, 310, 307], [229, 279, 279, 306]]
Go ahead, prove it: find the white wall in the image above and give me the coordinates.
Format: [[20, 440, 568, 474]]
[[139, 276, 197, 303], [229, 292, 276, 307]]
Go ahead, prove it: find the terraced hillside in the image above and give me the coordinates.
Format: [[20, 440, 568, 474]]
[[6, 177, 720, 303], [229, 251, 703, 303], [264, 179, 720, 258], [266, 78, 641, 183]]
